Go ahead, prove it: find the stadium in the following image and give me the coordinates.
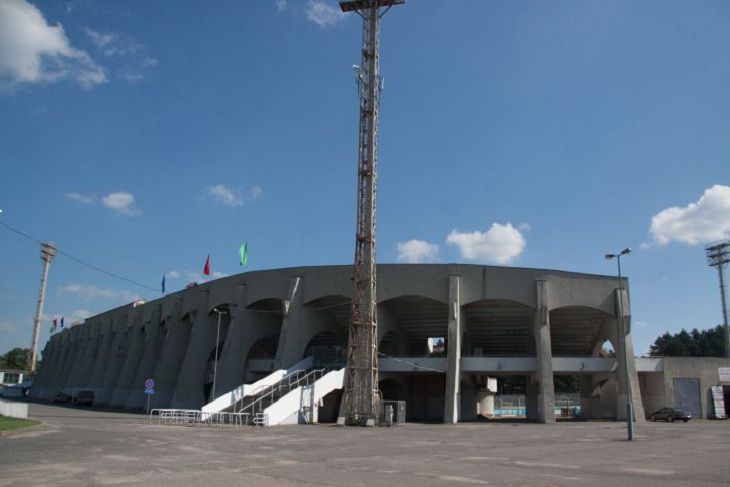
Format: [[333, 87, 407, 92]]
[[30, 263, 655, 424]]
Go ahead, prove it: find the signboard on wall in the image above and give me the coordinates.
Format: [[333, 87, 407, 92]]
[[710, 386, 726, 419], [719, 367, 730, 382]]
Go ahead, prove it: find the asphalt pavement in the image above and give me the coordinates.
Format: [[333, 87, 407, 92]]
[[0, 402, 729, 486]]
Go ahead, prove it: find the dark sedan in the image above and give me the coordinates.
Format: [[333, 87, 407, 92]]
[[650, 407, 692, 422]]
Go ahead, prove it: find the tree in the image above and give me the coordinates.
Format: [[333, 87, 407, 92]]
[[1, 348, 31, 371], [649, 325, 725, 357]]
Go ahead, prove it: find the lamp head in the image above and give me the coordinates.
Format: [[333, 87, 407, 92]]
[[620, 248, 631, 256], [605, 254, 616, 260]]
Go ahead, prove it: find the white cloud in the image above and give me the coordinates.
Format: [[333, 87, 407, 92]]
[[58, 284, 141, 302], [207, 184, 242, 207], [0, 0, 106, 89], [397, 239, 439, 263], [85, 27, 157, 83], [101, 191, 138, 215], [446, 223, 526, 264], [306, 0, 345, 28], [85, 28, 114, 49], [66, 192, 95, 204], [206, 184, 262, 208], [167, 271, 181, 279], [650, 185, 730, 245], [70, 309, 92, 320], [212, 271, 229, 279], [276, 0, 287, 12]]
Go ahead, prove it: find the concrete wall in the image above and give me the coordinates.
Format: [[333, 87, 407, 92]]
[[659, 357, 730, 419], [0, 399, 28, 419]]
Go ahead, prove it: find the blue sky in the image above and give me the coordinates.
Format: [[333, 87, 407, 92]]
[[1, 0, 729, 358]]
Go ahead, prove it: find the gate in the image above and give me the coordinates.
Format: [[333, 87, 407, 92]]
[[673, 378, 701, 419]]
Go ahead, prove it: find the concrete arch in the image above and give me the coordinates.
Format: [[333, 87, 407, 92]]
[[549, 306, 613, 357], [461, 299, 534, 356], [379, 331, 402, 357], [302, 331, 346, 366], [379, 295, 449, 357]]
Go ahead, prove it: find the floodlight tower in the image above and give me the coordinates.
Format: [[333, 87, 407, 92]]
[[337, 0, 404, 426], [30, 241, 57, 373], [706, 241, 730, 358]]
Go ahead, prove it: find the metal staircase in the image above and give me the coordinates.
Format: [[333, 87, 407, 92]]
[[239, 368, 328, 422]]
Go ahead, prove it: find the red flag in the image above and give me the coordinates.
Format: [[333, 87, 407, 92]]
[[203, 254, 210, 276], [53, 319, 58, 330]]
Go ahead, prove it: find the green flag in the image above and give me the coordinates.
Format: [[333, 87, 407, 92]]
[[239, 241, 248, 266]]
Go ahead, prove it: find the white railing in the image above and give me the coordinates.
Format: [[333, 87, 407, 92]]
[[261, 368, 345, 427], [149, 408, 249, 428], [201, 356, 313, 414]]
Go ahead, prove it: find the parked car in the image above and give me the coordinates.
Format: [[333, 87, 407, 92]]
[[650, 407, 692, 422], [74, 390, 95, 406], [53, 392, 72, 404]]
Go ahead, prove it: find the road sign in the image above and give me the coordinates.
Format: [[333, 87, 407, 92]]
[[144, 378, 155, 389], [144, 387, 155, 395], [719, 367, 730, 382]]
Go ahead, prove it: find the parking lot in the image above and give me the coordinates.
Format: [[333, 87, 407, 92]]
[[1, 402, 729, 486]]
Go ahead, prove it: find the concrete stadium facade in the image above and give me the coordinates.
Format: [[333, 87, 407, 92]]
[[31, 264, 646, 423]]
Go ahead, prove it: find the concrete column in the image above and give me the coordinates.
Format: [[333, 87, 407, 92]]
[[612, 287, 645, 421], [109, 309, 146, 407], [32, 337, 56, 398], [215, 285, 249, 393], [444, 274, 461, 424], [61, 324, 89, 395], [273, 276, 303, 369], [49, 331, 72, 395], [125, 306, 163, 410], [150, 299, 189, 409], [37, 330, 66, 399], [580, 375, 599, 419], [95, 314, 130, 405], [533, 279, 555, 423], [75, 321, 102, 390], [172, 291, 223, 409], [87, 318, 116, 400]]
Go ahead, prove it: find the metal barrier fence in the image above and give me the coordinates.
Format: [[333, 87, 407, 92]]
[[494, 394, 582, 418], [149, 409, 250, 428], [494, 394, 525, 417], [378, 400, 406, 426]]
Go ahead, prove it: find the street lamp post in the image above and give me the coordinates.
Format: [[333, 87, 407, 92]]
[[211, 308, 224, 401], [605, 248, 634, 441]]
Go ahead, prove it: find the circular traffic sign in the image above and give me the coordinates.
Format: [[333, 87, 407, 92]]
[[144, 378, 155, 388]]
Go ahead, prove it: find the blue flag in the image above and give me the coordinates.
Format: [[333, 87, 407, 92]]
[[60, 317, 64, 328], [161, 274, 166, 294]]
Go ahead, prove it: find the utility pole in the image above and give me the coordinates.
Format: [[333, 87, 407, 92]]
[[30, 242, 57, 373], [706, 241, 730, 358], [337, 0, 403, 427], [606, 248, 634, 441]]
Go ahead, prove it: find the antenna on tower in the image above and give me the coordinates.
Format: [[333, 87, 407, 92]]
[[337, 0, 404, 427]]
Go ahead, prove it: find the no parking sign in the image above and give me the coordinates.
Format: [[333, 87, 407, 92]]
[[144, 378, 155, 395]]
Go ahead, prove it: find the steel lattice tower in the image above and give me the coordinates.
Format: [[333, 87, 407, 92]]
[[338, 0, 404, 426], [706, 241, 730, 358], [30, 242, 57, 373]]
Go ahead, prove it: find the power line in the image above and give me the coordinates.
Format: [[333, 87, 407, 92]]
[[0, 220, 159, 293], [0, 220, 367, 313]]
